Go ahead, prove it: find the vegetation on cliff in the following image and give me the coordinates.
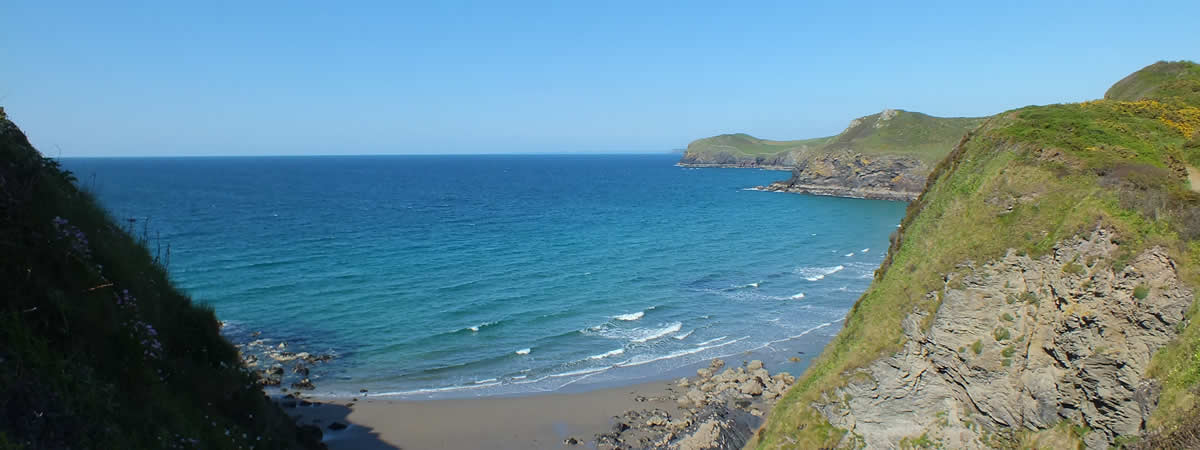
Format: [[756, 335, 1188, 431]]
[[0, 109, 323, 449], [679, 110, 984, 167], [753, 61, 1200, 448]]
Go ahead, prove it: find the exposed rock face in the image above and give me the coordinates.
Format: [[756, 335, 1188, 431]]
[[757, 150, 927, 201], [814, 229, 1194, 448], [676, 149, 805, 170]]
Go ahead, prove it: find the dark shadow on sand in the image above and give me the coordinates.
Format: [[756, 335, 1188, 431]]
[[283, 400, 399, 450]]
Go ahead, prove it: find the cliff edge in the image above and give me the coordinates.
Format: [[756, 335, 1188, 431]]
[[753, 61, 1200, 449], [0, 108, 325, 449]]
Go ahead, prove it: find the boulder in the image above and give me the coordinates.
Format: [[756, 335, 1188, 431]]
[[709, 358, 725, 371], [686, 389, 707, 407], [260, 374, 281, 386], [750, 368, 770, 383], [738, 379, 763, 396], [746, 360, 764, 371], [291, 378, 315, 390], [714, 369, 737, 383]]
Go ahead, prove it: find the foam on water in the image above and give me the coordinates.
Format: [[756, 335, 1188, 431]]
[[466, 321, 497, 332], [515, 348, 531, 355], [613, 311, 645, 321], [631, 322, 683, 343], [588, 348, 626, 360], [795, 264, 846, 282], [617, 336, 749, 368], [695, 336, 728, 346]]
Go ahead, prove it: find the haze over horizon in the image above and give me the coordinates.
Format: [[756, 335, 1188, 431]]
[[3, 1, 1199, 157]]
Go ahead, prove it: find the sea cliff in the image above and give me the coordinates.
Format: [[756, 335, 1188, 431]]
[[682, 110, 984, 201], [753, 60, 1200, 449], [754, 150, 927, 201]]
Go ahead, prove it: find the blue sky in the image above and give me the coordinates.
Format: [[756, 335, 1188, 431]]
[[3, 1, 1198, 156]]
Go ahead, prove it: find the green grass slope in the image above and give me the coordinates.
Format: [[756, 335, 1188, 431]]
[[689, 133, 833, 156], [824, 110, 986, 163], [682, 110, 985, 165], [0, 109, 324, 449], [1105, 60, 1200, 103], [752, 61, 1200, 448]]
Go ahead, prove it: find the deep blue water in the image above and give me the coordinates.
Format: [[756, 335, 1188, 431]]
[[64, 154, 906, 398]]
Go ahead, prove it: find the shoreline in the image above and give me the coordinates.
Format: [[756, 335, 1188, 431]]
[[675, 162, 918, 202], [674, 162, 794, 171], [243, 318, 839, 402], [293, 380, 679, 449], [275, 329, 834, 449], [290, 356, 799, 449], [749, 182, 918, 202]]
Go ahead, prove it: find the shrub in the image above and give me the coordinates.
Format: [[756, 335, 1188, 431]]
[[1134, 284, 1151, 300], [994, 327, 1011, 341], [1021, 291, 1040, 304], [971, 340, 984, 355], [1063, 262, 1085, 275]]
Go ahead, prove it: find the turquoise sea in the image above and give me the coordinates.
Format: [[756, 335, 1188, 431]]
[[64, 154, 906, 398]]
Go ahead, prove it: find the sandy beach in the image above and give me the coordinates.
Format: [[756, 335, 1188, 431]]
[[282, 352, 803, 449], [290, 381, 682, 449], [273, 331, 826, 449]]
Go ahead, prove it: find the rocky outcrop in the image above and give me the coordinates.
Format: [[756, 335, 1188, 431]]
[[675, 148, 805, 170], [813, 229, 1194, 448], [237, 334, 337, 391], [595, 358, 794, 449], [756, 150, 928, 201]]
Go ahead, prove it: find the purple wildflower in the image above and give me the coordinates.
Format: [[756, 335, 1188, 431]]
[[51, 216, 91, 258]]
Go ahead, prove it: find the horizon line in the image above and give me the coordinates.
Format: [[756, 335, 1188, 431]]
[[58, 151, 682, 159]]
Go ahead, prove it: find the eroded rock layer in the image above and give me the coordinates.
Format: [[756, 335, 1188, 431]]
[[757, 151, 927, 201], [815, 229, 1193, 448]]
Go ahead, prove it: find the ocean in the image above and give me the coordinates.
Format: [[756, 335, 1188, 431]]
[[63, 154, 906, 398]]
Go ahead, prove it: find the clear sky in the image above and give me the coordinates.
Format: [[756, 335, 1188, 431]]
[[3, 1, 1199, 156]]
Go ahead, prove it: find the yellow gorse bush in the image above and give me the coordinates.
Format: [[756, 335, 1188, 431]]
[[1083, 99, 1200, 137]]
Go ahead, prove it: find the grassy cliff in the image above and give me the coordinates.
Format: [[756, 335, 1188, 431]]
[[0, 110, 323, 449], [752, 61, 1200, 448], [687, 133, 833, 157], [679, 110, 985, 167]]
